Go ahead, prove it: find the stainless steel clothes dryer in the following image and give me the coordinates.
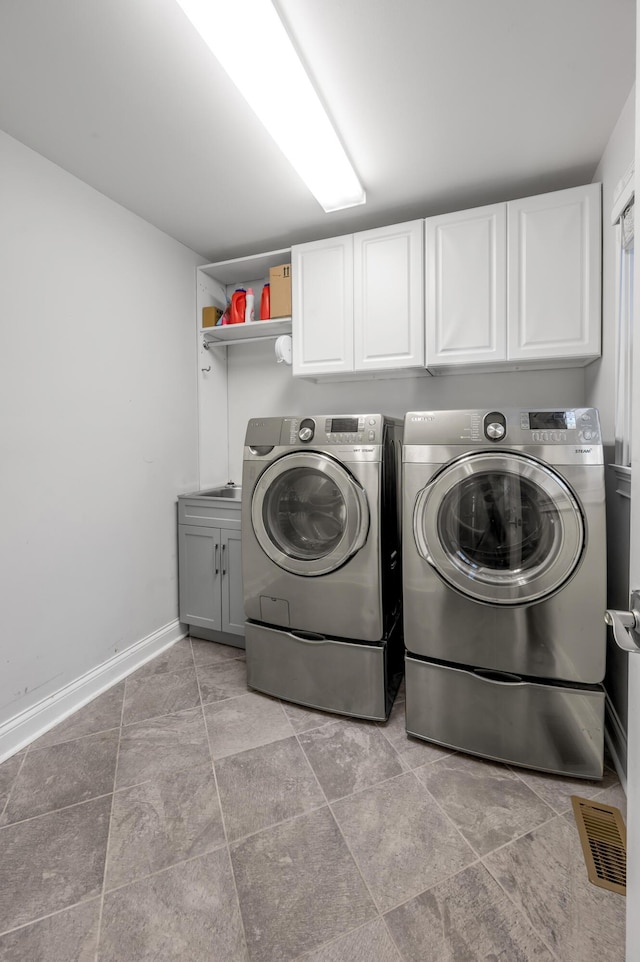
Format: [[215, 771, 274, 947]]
[[402, 408, 606, 778], [242, 414, 403, 720]]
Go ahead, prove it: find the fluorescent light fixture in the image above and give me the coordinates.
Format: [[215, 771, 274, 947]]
[[174, 0, 366, 212]]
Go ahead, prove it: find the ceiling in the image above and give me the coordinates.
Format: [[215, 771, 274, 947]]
[[0, 0, 635, 263]]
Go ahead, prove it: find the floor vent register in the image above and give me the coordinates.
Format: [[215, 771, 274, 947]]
[[571, 795, 627, 896]]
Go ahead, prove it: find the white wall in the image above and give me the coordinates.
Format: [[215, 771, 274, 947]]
[[226, 344, 586, 481], [0, 131, 201, 736], [586, 84, 636, 440]]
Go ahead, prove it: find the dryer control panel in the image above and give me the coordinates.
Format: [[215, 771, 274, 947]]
[[403, 408, 601, 449], [521, 409, 600, 445]]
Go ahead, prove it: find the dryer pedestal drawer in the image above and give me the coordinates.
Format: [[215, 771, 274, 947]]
[[246, 621, 400, 721], [405, 655, 605, 779]]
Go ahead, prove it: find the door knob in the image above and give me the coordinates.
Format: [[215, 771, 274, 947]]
[[605, 590, 640, 652]]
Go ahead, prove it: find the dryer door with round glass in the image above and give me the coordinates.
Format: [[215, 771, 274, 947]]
[[251, 452, 370, 576], [413, 452, 585, 605]]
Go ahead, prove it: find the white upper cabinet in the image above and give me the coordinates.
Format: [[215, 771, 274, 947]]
[[426, 204, 506, 368], [425, 184, 602, 373], [292, 220, 424, 378], [292, 234, 354, 377], [508, 184, 601, 362], [354, 220, 424, 372]]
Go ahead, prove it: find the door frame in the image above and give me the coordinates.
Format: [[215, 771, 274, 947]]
[[624, 9, 640, 952]]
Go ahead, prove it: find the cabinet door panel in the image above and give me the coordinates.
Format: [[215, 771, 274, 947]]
[[508, 184, 601, 361], [426, 204, 506, 368], [221, 529, 245, 636], [354, 220, 424, 370], [178, 525, 221, 630], [292, 235, 354, 376]]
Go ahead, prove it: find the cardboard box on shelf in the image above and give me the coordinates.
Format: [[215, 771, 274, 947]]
[[202, 306, 224, 328], [269, 264, 292, 318]]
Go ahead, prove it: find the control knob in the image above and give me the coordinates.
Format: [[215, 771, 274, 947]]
[[299, 427, 313, 442], [486, 422, 506, 440]]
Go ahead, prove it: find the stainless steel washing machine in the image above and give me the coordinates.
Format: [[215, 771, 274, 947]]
[[402, 408, 606, 778], [242, 414, 403, 721]]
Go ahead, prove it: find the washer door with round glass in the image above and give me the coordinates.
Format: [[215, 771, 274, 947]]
[[251, 452, 370, 576], [413, 452, 585, 605]]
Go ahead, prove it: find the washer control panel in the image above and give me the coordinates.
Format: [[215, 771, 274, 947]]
[[324, 416, 377, 444], [284, 415, 381, 445]]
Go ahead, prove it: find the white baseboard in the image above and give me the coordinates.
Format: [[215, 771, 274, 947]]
[[0, 620, 187, 764], [604, 693, 628, 794]]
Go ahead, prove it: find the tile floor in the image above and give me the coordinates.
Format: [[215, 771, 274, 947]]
[[0, 637, 627, 962]]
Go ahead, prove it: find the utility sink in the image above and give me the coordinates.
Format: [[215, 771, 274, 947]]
[[197, 485, 242, 500]]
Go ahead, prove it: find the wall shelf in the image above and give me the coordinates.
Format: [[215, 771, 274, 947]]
[[201, 317, 291, 347]]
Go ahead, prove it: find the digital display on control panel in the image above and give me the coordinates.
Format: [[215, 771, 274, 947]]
[[528, 411, 571, 430], [330, 417, 359, 433]]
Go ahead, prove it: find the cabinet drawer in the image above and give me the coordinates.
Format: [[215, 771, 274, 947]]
[[178, 498, 241, 528], [405, 656, 604, 778], [246, 621, 389, 721]]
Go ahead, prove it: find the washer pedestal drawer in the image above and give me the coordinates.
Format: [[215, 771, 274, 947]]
[[405, 655, 605, 779], [245, 620, 402, 721]]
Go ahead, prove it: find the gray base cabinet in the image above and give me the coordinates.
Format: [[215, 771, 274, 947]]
[[178, 495, 245, 644]]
